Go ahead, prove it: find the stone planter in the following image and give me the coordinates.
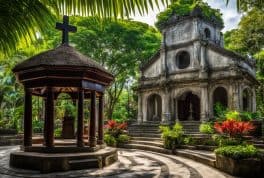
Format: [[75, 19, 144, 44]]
[[250, 120, 262, 137], [216, 154, 262, 177]]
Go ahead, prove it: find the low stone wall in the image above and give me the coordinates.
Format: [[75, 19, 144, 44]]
[[10, 147, 118, 173]]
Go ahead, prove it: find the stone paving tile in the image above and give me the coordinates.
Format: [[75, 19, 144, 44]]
[[0, 146, 235, 178]]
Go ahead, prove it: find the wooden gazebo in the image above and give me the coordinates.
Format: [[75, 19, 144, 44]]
[[12, 16, 114, 149], [10, 16, 117, 173]]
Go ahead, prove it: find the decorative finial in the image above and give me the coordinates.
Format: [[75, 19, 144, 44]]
[[55, 15, 77, 45]]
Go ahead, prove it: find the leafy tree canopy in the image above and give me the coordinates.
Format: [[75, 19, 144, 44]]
[[69, 17, 161, 119], [224, 8, 264, 56], [155, 0, 223, 30]]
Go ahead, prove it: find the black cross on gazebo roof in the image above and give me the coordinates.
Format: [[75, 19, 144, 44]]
[[56, 15, 77, 45]]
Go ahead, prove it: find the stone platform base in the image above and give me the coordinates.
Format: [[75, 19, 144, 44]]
[[10, 147, 117, 173]]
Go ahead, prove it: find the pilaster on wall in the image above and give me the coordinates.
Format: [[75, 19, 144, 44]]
[[252, 88, 256, 112], [200, 83, 209, 121], [137, 92, 143, 123], [231, 82, 240, 110], [199, 41, 208, 79], [162, 89, 171, 124]]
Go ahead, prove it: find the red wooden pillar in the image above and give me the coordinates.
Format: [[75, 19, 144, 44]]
[[24, 88, 32, 147], [89, 91, 97, 147], [77, 89, 84, 147], [97, 94, 104, 144], [44, 87, 54, 147]]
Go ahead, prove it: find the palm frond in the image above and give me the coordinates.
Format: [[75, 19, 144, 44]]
[[0, 0, 55, 56], [0, 0, 174, 57]]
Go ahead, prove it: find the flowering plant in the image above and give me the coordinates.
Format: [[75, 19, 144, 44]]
[[104, 120, 127, 137], [214, 120, 255, 138]]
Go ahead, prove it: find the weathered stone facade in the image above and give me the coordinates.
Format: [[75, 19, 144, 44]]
[[137, 13, 257, 124]]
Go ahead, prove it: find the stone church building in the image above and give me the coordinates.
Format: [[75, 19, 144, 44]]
[[137, 9, 257, 125]]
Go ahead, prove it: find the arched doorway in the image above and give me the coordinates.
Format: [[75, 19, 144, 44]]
[[147, 94, 162, 122], [242, 88, 252, 111], [177, 92, 200, 121]]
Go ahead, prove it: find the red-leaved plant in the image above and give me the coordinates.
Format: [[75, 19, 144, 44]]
[[104, 120, 127, 137], [214, 120, 255, 138]]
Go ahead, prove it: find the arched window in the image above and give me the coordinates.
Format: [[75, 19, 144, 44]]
[[204, 28, 211, 39], [213, 87, 228, 109], [147, 94, 162, 121], [242, 88, 252, 111], [176, 51, 190, 69]]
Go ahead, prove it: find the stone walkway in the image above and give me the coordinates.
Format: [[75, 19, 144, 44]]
[[0, 146, 235, 178]]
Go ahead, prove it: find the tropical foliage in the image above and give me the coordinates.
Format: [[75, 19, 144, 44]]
[[104, 120, 127, 137], [199, 122, 214, 134], [160, 123, 185, 149], [214, 145, 259, 159], [214, 120, 255, 138], [155, 0, 223, 30], [104, 120, 129, 146]]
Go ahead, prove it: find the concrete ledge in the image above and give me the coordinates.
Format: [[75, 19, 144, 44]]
[[215, 154, 262, 177], [10, 147, 117, 173]]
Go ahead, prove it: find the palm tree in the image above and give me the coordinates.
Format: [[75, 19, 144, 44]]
[[0, 0, 173, 56]]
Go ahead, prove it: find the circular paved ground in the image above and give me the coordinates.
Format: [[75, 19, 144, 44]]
[[0, 146, 235, 178]]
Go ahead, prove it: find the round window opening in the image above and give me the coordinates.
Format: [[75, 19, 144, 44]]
[[176, 51, 190, 69]]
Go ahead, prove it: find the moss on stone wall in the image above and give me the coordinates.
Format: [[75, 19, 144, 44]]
[[155, 0, 223, 30]]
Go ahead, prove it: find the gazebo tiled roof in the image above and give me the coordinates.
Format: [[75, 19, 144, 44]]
[[12, 44, 114, 92]]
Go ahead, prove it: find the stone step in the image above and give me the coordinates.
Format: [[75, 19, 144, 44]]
[[180, 121, 202, 124], [128, 126, 160, 129], [130, 137, 162, 142], [130, 140, 163, 147], [174, 149, 216, 167], [128, 130, 160, 134], [128, 133, 161, 138], [121, 143, 172, 154], [121, 143, 216, 168], [128, 127, 160, 131], [68, 158, 99, 170], [183, 133, 209, 138]]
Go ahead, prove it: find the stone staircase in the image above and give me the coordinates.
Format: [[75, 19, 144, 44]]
[[180, 121, 201, 134], [124, 122, 169, 153], [122, 121, 216, 168]]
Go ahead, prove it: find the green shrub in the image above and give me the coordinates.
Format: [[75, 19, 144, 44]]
[[214, 145, 259, 159], [104, 134, 117, 147], [54, 128, 62, 137], [225, 110, 241, 121], [160, 123, 184, 149], [212, 134, 242, 147], [183, 136, 195, 145], [116, 134, 130, 144], [214, 102, 227, 121], [199, 122, 214, 134]]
